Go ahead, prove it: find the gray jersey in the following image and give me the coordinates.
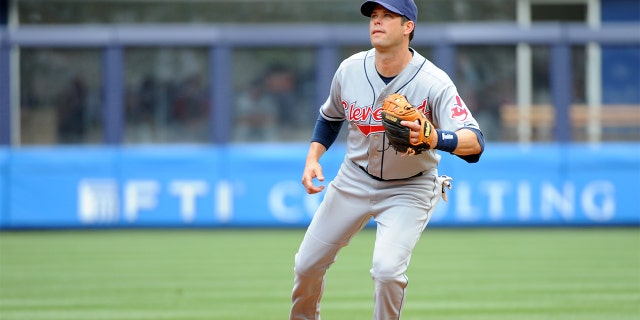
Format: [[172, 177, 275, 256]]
[[319, 48, 481, 180]]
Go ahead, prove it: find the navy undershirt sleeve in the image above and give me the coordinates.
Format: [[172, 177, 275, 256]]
[[455, 127, 485, 163], [311, 114, 344, 150]]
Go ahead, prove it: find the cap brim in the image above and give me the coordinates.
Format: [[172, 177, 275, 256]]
[[361, 1, 404, 18]]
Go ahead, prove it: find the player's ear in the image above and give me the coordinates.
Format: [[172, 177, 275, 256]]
[[404, 21, 414, 37]]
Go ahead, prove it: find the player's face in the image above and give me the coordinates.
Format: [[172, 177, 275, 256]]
[[369, 6, 409, 50]]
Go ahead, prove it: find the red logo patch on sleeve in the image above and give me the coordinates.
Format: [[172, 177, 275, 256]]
[[450, 95, 469, 121]]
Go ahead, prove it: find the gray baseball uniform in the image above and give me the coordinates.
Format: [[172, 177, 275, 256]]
[[290, 48, 481, 319]]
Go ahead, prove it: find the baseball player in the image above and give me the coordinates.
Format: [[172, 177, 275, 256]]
[[290, 0, 485, 319]]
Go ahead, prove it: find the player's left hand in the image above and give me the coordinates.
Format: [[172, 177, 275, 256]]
[[381, 93, 437, 154], [400, 120, 422, 145]]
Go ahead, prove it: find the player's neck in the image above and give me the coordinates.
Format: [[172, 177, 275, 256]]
[[374, 47, 413, 78]]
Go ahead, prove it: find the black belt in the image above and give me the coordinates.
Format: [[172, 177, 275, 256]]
[[355, 162, 423, 182]]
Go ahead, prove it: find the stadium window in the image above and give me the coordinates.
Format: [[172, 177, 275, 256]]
[[231, 48, 316, 143], [531, 4, 587, 22], [123, 48, 210, 144], [19, 49, 104, 145]]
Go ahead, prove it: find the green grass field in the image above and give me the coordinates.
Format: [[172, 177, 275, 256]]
[[1, 228, 638, 320]]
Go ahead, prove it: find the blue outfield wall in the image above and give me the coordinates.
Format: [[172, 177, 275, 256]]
[[0, 143, 639, 229]]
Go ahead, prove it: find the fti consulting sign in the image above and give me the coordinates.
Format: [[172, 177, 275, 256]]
[[1, 144, 638, 229]]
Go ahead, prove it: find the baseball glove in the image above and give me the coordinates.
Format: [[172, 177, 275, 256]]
[[381, 93, 437, 155]]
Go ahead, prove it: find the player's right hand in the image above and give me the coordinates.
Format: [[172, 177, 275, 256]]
[[301, 161, 325, 194]]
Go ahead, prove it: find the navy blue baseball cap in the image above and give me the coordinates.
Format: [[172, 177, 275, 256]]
[[360, 0, 418, 22]]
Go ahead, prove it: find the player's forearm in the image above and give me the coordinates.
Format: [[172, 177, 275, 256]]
[[450, 128, 483, 156], [306, 142, 328, 164]]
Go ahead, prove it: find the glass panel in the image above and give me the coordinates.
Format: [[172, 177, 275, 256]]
[[531, 4, 587, 22], [531, 46, 551, 106], [571, 46, 587, 105], [124, 48, 210, 144], [570, 45, 588, 141], [20, 49, 103, 145], [528, 46, 553, 142], [17, 1, 358, 24], [600, 45, 640, 141], [17, 0, 516, 25], [602, 46, 640, 104], [421, 0, 516, 22], [530, 46, 603, 142], [456, 46, 516, 142], [529, 46, 589, 141], [231, 48, 316, 143]]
